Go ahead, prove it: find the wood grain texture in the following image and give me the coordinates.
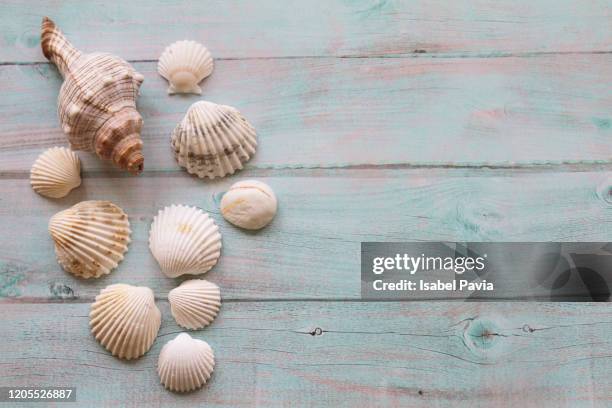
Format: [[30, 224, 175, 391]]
[[0, 1, 611, 406], [0, 55, 611, 173], [1, 0, 611, 62], [1, 302, 611, 407], [0, 170, 609, 302]]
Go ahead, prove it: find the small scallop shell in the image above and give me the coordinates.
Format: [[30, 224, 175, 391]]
[[158, 333, 215, 392], [30, 147, 81, 198], [149, 205, 222, 278], [90, 284, 161, 360], [169, 280, 221, 329], [171, 101, 257, 179], [48, 200, 131, 278], [221, 180, 278, 230], [158, 40, 213, 94]]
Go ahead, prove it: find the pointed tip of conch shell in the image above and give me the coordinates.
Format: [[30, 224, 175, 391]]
[[40, 16, 57, 59]]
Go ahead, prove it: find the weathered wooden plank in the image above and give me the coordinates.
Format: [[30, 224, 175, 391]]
[[1, 302, 610, 407], [1, 0, 611, 62], [0, 170, 609, 301], [0, 55, 611, 173]]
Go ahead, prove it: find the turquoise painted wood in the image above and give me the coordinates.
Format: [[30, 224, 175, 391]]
[[0, 1, 610, 407], [0, 170, 610, 301], [1, 302, 611, 407], [0, 0, 610, 62], [1, 55, 611, 173]]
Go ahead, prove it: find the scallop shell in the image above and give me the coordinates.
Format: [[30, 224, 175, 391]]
[[221, 180, 278, 230], [149, 205, 222, 278], [30, 147, 81, 198], [158, 40, 213, 94], [171, 101, 257, 179], [41, 17, 145, 174], [169, 280, 221, 329], [48, 200, 131, 278], [90, 284, 161, 360], [158, 333, 215, 392]]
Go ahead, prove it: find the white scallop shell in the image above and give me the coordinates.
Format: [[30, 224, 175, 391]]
[[169, 280, 221, 329], [221, 180, 278, 230], [49, 200, 131, 278], [171, 101, 257, 179], [90, 284, 161, 360], [158, 40, 213, 94], [158, 333, 215, 392], [30, 147, 81, 198], [149, 205, 222, 278]]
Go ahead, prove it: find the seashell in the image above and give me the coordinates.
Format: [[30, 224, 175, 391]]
[[158, 333, 215, 392], [171, 101, 257, 179], [90, 284, 161, 360], [158, 40, 213, 95], [169, 280, 221, 329], [41, 17, 145, 174], [221, 180, 277, 229], [30, 147, 81, 198], [49, 200, 131, 278], [149, 205, 222, 278]]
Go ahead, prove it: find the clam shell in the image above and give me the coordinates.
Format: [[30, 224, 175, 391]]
[[149, 205, 222, 278], [158, 333, 215, 392], [158, 40, 213, 94], [171, 101, 257, 179], [221, 180, 278, 230], [90, 284, 161, 360], [30, 147, 81, 198], [169, 280, 221, 329], [48, 200, 131, 278]]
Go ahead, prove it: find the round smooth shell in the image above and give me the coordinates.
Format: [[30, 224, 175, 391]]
[[220, 180, 277, 229]]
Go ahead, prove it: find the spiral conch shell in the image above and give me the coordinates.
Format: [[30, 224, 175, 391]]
[[158, 333, 215, 392], [90, 284, 161, 360], [149, 205, 222, 278], [48, 201, 131, 278], [171, 101, 257, 179], [169, 280, 221, 329], [158, 40, 213, 94], [41, 17, 145, 174], [30, 147, 81, 198]]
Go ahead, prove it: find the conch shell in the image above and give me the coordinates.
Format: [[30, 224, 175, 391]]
[[41, 17, 145, 174]]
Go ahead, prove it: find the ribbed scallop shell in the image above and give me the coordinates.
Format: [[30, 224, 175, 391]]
[[90, 284, 161, 360], [171, 101, 257, 179], [48, 201, 131, 278], [169, 280, 221, 329], [149, 205, 222, 278], [158, 40, 213, 94], [30, 147, 81, 198], [158, 333, 215, 392]]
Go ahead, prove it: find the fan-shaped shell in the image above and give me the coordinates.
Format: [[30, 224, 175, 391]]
[[30, 147, 81, 198], [158, 333, 215, 392], [158, 40, 213, 94], [90, 284, 161, 360], [171, 101, 257, 179], [48, 200, 131, 278], [169, 280, 221, 329], [149, 205, 222, 278]]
